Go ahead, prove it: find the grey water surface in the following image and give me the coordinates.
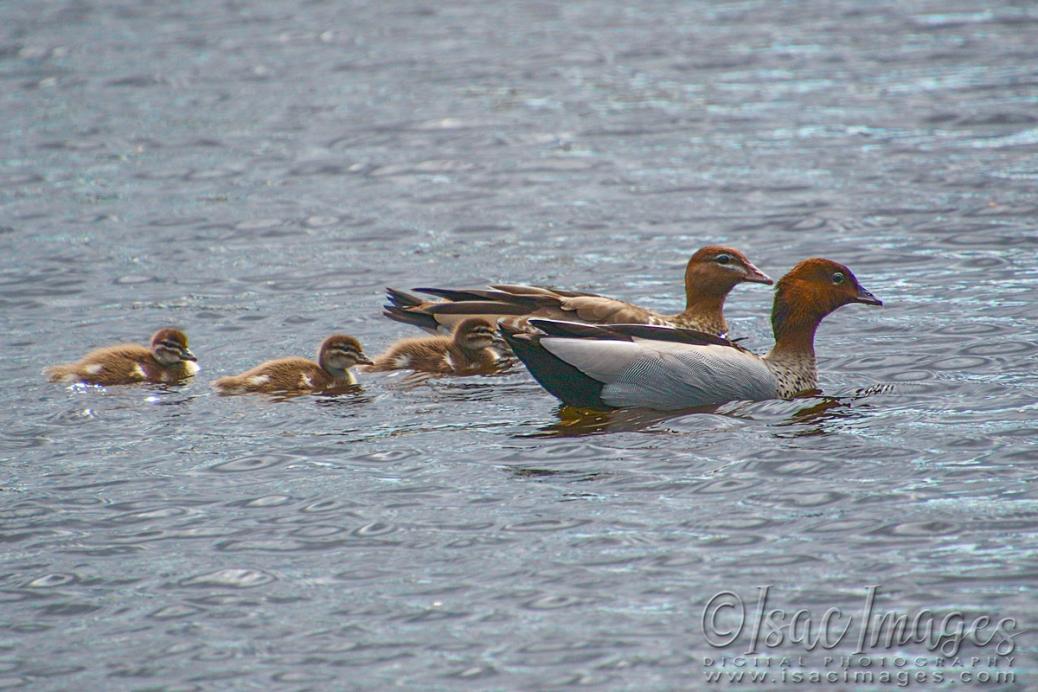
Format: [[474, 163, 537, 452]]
[[2, 0, 1037, 689]]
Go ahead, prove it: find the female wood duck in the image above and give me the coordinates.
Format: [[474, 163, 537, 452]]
[[45, 328, 198, 385], [383, 245, 772, 340], [367, 318, 504, 375], [212, 334, 371, 395], [501, 258, 882, 411]]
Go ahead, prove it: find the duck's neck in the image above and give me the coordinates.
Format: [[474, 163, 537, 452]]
[[763, 295, 823, 396], [453, 341, 481, 361], [319, 355, 348, 381], [452, 341, 497, 369], [676, 292, 728, 335], [678, 270, 733, 335], [327, 366, 356, 385]]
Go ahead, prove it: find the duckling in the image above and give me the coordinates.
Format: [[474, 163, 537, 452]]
[[383, 245, 772, 339], [367, 318, 504, 375], [212, 334, 371, 395], [44, 328, 199, 386], [501, 258, 882, 411]]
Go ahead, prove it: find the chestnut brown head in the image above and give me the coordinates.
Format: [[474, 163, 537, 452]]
[[772, 258, 881, 339]]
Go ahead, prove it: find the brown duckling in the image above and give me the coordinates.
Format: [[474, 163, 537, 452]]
[[212, 334, 371, 395], [44, 327, 198, 386], [367, 318, 504, 375]]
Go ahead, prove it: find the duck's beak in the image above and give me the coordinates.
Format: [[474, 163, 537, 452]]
[[181, 348, 197, 362], [853, 285, 883, 306], [354, 352, 374, 366], [743, 262, 774, 285]]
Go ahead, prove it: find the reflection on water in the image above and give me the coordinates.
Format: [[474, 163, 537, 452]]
[[531, 385, 899, 438], [2, 0, 1037, 688], [528, 405, 713, 437], [774, 385, 899, 436]]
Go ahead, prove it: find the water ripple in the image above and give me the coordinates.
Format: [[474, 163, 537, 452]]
[[178, 570, 276, 589]]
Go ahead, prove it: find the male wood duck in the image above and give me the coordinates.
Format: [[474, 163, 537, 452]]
[[501, 258, 882, 411]]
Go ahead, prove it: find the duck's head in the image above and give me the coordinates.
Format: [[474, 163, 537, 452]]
[[454, 318, 498, 351], [685, 245, 773, 296], [150, 328, 196, 365], [772, 258, 881, 340], [320, 334, 372, 371]]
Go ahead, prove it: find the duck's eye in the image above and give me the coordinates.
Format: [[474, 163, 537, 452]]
[[832, 272, 845, 285], [714, 254, 732, 265]]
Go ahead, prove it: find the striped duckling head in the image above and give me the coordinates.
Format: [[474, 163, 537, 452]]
[[453, 318, 498, 352], [150, 328, 196, 366], [318, 335, 372, 374]]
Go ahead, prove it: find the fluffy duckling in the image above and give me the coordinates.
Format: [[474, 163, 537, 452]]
[[367, 318, 504, 375], [383, 245, 772, 339], [501, 258, 882, 411], [212, 335, 371, 395], [44, 328, 199, 386]]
